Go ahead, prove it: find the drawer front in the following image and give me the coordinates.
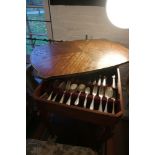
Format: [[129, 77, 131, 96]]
[[33, 67, 123, 126]]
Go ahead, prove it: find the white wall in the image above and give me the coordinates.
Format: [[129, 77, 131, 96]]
[[51, 5, 129, 48]]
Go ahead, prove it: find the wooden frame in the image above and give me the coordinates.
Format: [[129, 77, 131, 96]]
[[33, 66, 124, 127]]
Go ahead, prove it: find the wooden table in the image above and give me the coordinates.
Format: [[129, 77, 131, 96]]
[[30, 39, 129, 79], [30, 39, 129, 152]]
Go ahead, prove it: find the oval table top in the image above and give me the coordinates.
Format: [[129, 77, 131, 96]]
[[30, 39, 129, 79]]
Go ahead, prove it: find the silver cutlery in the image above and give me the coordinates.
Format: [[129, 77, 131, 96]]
[[102, 76, 106, 86], [97, 75, 102, 86], [74, 84, 86, 105], [89, 85, 98, 110], [59, 81, 71, 103], [47, 91, 53, 100], [52, 81, 66, 102], [47, 80, 58, 100], [111, 75, 116, 114], [66, 83, 78, 105], [83, 87, 91, 108], [112, 75, 116, 88], [92, 80, 97, 85], [40, 92, 48, 99], [104, 87, 113, 113], [98, 86, 104, 112], [111, 90, 116, 114]]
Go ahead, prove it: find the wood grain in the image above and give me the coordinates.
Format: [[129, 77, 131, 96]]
[[30, 39, 129, 79]]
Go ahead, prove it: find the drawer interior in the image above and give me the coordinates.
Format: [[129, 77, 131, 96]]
[[33, 67, 123, 126]]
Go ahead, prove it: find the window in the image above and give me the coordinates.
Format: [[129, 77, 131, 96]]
[[26, 0, 53, 55]]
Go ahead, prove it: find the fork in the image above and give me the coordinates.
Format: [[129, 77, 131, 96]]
[[98, 86, 104, 112], [47, 80, 58, 100], [111, 89, 117, 114], [104, 87, 113, 113], [59, 81, 71, 103], [89, 85, 98, 110], [52, 81, 66, 102]]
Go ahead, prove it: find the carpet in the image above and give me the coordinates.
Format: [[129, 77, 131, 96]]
[[27, 139, 98, 155]]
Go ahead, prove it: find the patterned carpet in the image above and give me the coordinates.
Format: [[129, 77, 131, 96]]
[[27, 139, 98, 155]]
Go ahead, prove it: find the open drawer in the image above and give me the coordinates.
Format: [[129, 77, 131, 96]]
[[33, 66, 124, 126]]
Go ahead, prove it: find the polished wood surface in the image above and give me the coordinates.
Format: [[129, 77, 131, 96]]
[[31, 39, 129, 79]]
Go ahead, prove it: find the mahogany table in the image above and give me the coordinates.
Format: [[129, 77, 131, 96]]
[[30, 39, 129, 79]]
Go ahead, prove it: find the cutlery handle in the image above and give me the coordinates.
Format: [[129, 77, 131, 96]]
[[98, 98, 102, 112], [83, 94, 88, 108], [112, 100, 115, 114], [66, 93, 72, 105], [47, 91, 53, 100], [52, 94, 57, 102], [90, 96, 94, 110], [112, 75, 116, 88], [74, 93, 80, 105], [59, 92, 65, 103], [102, 77, 106, 86], [98, 77, 101, 86], [104, 99, 108, 113]]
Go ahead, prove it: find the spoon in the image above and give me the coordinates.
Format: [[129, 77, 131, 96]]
[[66, 83, 78, 105], [83, 87, 91, 108], [89, 85, 98, 110], [98, 86, 104, 112], [74, 84, 86, 105], [104, 87, 113, 113], [59, 81, 71, 103]]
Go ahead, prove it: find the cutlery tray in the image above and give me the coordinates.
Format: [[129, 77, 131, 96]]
[[33, 66, 124, 126]]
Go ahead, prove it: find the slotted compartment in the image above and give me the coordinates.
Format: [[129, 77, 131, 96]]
[[33, 66, 124, 126]]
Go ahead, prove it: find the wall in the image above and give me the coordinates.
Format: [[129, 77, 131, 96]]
[[50, 5, 129, 48]]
